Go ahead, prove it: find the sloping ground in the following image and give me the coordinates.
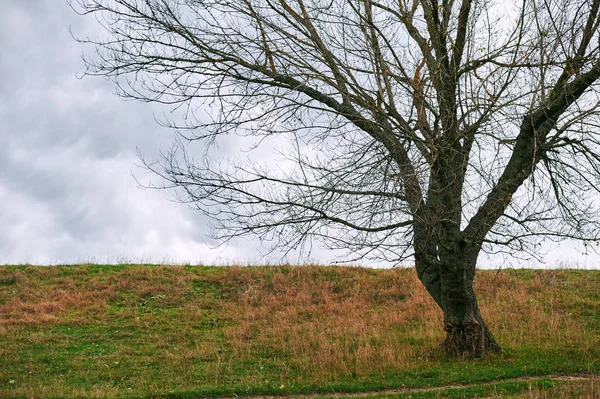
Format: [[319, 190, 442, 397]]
[[0, 265, 599, 398]]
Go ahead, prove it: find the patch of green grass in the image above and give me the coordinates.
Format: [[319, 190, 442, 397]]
[[327, 380, 557, 399]]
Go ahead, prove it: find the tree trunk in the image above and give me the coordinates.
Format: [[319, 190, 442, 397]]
[[415, 246, 502, 358], [439, 285, 502, 357]]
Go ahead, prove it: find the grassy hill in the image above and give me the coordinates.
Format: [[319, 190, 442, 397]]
[[0, 264, 598, 398]]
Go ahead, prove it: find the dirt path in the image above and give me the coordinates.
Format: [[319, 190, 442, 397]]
[[225, 374, 595, 399]]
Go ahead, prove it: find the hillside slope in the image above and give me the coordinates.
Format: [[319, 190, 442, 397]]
[[1, 265, 598, 398]]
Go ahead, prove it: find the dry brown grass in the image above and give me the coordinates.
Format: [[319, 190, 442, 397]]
[[205, 266, 597, 384], [215, 266, 440, 382], [0, 265, 201, 327]]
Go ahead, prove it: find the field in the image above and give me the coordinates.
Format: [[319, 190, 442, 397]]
[[0, 265, 599, 398]]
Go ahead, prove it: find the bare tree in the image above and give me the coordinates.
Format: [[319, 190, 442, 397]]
[[72, 0, 600, 356]]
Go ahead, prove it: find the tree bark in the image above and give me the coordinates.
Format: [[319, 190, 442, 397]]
[[415, 242, 502, 357], [439, 285, 502, 357]]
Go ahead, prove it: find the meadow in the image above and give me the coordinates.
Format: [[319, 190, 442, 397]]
[[0, 264, 598, 398]]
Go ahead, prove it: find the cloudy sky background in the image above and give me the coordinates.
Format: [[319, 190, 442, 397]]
[[1, 0, 598, 268]]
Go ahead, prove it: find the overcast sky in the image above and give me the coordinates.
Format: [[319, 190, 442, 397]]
[[0, 0, 598, 268]]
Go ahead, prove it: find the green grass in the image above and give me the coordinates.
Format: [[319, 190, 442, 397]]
[[329, 380, 557, 399], [0, 265, 599, 398]]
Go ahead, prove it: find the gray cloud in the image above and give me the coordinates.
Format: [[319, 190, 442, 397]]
[[0, 0, 246, 265], [0, 0, 597, 268]]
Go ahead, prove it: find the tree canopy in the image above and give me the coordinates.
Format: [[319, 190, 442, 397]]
[[73, 0, 600, 356]]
